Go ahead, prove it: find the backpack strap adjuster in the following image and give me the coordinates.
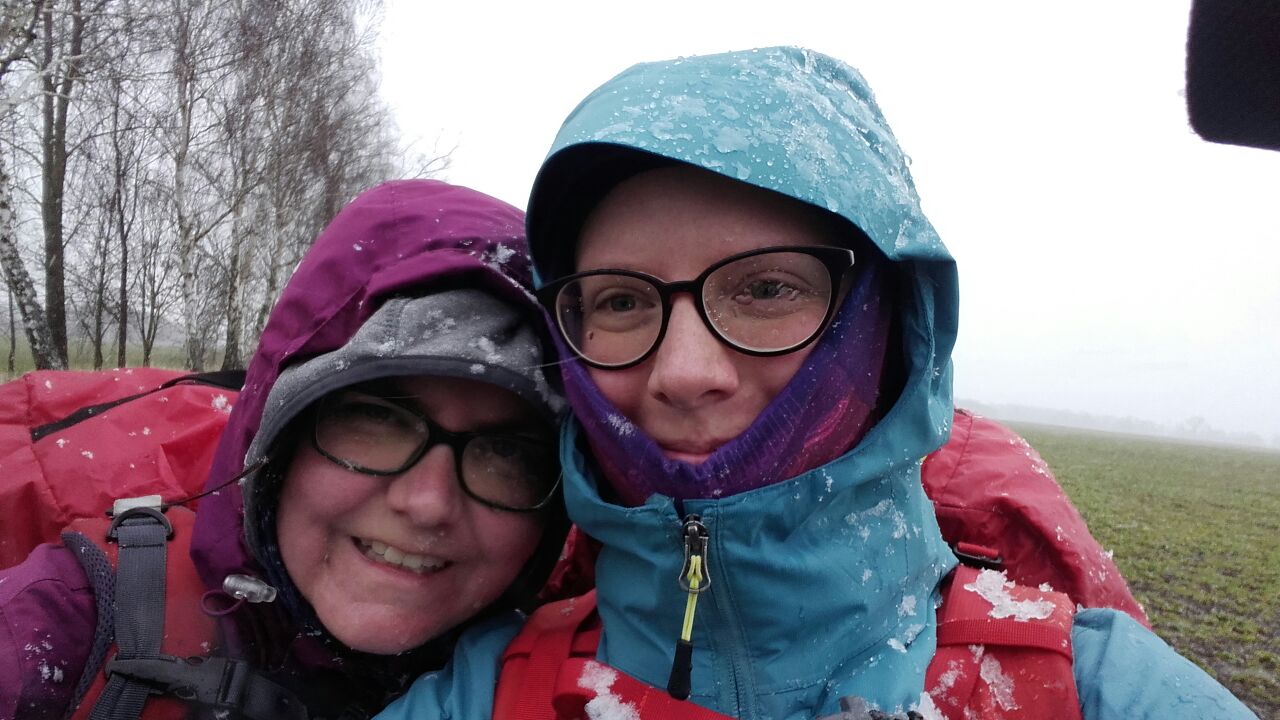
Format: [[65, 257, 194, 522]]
[[107, 507, 173, 542], [952, 541, 1003, 570], [103, 655, 307, 720], [107, 500, 173, 543]]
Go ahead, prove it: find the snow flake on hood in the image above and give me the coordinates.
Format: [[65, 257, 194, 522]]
[[963, 569, 1055, 621]]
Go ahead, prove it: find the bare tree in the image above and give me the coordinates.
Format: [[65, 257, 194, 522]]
[[37, 0, 110, 367], [0, 0, 62, 369], [5, 0, 440, 372]]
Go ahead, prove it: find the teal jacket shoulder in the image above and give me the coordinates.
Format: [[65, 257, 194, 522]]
[[374, 612, 523, 720], [1072, 608, 1258, 719]]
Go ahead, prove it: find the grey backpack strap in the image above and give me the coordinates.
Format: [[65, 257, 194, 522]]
[[90, 504, 173, 720], [65, 499, 307, 720]]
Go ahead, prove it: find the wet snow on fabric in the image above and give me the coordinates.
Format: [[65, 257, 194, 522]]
[[577, 661, 641, 720], [473, 336, 502, 363], [914, 692, 945, 720], [979, 655, 1019, 711], [964, 569, 1054, 621], [606, 413, 636, 437], [898, 595, 918, 617], [211, 394, 233, 414], [492, 244, 517, 265]]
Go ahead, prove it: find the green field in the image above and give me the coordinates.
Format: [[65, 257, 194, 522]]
[[1011, 423, 1279, 719]]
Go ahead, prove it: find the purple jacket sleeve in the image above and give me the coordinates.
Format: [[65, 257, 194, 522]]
[[0, 542, 98, 719]]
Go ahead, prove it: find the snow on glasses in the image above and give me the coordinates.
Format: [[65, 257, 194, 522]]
[[538, 245, 857, 370], [311, 391, 559, 512]]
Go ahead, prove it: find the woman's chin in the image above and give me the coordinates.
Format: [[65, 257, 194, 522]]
[[317, 605, 443, 655]]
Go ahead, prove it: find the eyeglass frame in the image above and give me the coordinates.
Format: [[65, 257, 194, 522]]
[[309, 394, 561, 513], [536, 244, 859, 370]]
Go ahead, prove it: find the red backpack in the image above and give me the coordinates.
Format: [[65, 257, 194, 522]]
[[1, 369, 306, 718], [0, 368, 239, 568], [497, 559, 1081, 720]]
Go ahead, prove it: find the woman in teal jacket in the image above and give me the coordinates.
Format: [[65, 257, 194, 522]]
[[379, 47, 1255, 720]]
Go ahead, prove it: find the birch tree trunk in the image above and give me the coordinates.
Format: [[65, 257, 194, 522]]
[[0, 155, 63, 369]]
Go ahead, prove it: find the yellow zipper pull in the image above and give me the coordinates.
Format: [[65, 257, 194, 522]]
[[668, 514, 709, 700]]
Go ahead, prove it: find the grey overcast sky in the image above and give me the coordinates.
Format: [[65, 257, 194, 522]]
[[377, 1, 1280, 440]]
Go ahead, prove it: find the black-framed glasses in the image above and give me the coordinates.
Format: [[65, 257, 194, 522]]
[[537, 245, 856, 370], [311, 391, 560, 512]]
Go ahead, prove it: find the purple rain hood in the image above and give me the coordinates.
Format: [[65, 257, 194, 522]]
[[192, 179, 543, 589], [190, 180, 564, 672]]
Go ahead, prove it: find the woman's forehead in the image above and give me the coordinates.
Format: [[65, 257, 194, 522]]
[[575, 166, 839, 273]]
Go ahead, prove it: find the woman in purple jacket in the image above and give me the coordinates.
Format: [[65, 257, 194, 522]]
[[0, 180, 566, 719]]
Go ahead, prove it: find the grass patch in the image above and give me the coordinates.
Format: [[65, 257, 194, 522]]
[[1011, 423, 1280, 718], [1, 340, 195, 380]]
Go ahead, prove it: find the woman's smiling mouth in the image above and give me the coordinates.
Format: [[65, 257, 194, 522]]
[[355, 537, 448, 574]]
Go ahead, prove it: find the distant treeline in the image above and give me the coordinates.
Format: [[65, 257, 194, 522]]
[[963, 399, 1280, 452]]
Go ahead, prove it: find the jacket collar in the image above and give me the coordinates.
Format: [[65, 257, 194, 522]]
[[562, 417, 957, 718]]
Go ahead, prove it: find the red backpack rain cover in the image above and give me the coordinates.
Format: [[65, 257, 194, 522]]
[[0, 369, 237, 568]]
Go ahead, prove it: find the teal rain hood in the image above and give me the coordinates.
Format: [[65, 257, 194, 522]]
[[525, 47, 962, 718]]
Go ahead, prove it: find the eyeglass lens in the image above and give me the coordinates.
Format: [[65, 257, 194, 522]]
[[554, 250, 834, 366], [314, 393, 556, 510]]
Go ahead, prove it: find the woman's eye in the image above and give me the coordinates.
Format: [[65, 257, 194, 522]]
[[486, 437, 522, 458], [334, 399, 415, 429], [597, 293, 639, 313], [736, 279, 802, 303]]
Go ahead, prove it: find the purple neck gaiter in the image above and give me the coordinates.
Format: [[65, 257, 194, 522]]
[[561, 262, 892, 506]]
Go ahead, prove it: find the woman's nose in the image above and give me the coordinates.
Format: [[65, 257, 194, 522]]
[[646, 296, 739, 409], [385, 445, 465, 525]]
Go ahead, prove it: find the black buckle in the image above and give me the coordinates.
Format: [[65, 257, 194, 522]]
[[104, 655, 214, 700], [953, 546, 1003, 571], [104, 655, 307, 719], [107, 506, 174, 542]]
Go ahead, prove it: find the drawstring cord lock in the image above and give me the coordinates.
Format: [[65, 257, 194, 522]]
[[223, 574, 278, 604]]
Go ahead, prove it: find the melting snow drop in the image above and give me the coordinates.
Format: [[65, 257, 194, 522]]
[[352, 244, 362, 252], [915, 691, 945, 720], [469, 363, 486, 375], [577, 661, 641, 720], [963, 569, 1054, 621], [474, 337, 502, 362], [38, 661, 63, 682], [56, 438, 68, 448], [898, 595, 918, 617], [81, 450, 94, 460], [44, 379, 53, 390], [491, 244, 516, 265], [979, 655, 1019, 710], [211, 394, 232, 414]]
